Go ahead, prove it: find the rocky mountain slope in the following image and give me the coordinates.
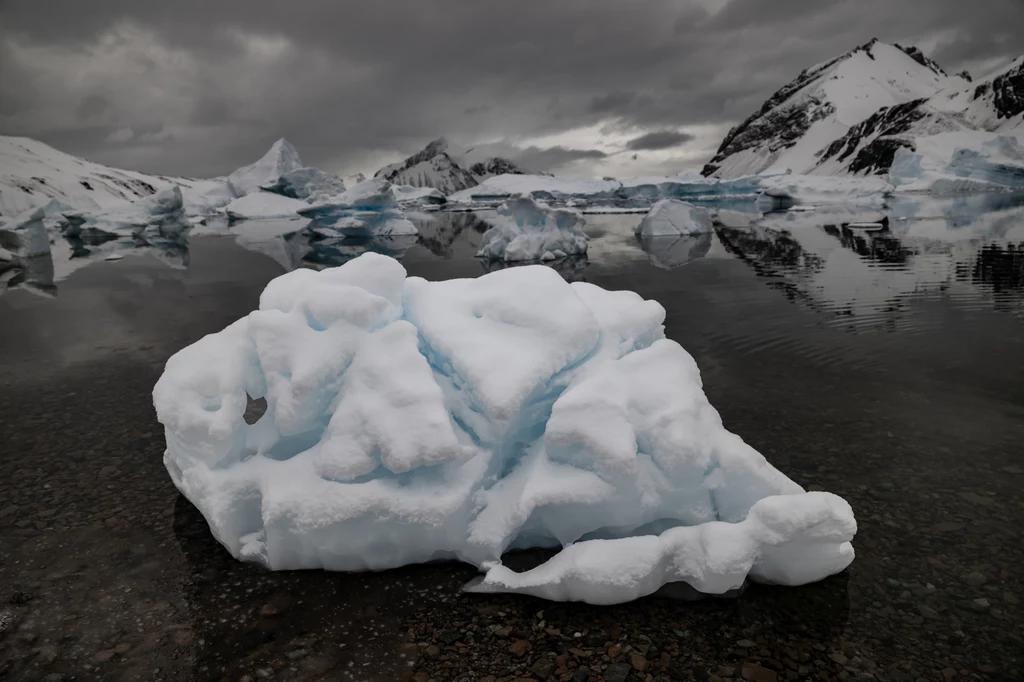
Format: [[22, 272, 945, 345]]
[[702, 40, 1023, 179]]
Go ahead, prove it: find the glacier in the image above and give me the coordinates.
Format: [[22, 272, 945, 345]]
[[476, 195, 588, 262], [153, 252, 856, 604], [889, 131, 1024, 192]]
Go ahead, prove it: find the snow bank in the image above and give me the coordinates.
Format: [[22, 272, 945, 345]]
[[261, 167, 345, 203], [476, 195, 588, 261], [153, 253, 856, 604], [227, 139, 303, 198], [225, 192, 310, 222], [635, 200, 713, 237], [889, 131, 1024, 192]]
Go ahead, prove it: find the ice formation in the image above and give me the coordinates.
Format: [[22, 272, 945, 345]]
[[261, 167, 346, 203], [73, 185, 190, 236], [476, 195, 589, 262], [227, 139, 303, 198], [298, 178, 417, 236], [635, 200, 713, 238], [224, 192, 310, 223], [889, 132, 1024, 192], [153, 253, 857, 604]]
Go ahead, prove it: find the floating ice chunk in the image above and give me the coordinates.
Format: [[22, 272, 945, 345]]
[[635, 200, 713, 237], [476, 195, 588, 262], [154, 253, 856, 603], [261, 167, 346, 203], [183, 182, 234, 216], [307, 177, 398, 210], [224, 192, 310, 223], [227, 139, 304, 198]]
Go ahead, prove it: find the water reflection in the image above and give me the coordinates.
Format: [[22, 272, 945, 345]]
[[715, 197, 1024, 330], [638, 232, 713, 270], [480, 253, 591, 281]]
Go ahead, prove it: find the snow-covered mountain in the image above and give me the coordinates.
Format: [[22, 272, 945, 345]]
[[374, 137, 530, 194], [701, 39, 1024, 179], [0, 135, 219, 218]]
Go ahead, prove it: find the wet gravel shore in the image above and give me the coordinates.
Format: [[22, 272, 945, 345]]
[[1, 238, 1022, 682]]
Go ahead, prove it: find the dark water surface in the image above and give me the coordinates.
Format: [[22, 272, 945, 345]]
[[1, 201, 1022, 682]]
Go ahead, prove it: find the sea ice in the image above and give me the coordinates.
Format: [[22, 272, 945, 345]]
[[153, 253, 857, 604], [635, 200, 713, 238], [476, 195, 588, 262]]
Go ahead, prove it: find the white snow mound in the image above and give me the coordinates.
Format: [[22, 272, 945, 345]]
[[635, 200, 713, 237], [153, 253, 856, 604], [477, 195, 588, 262]]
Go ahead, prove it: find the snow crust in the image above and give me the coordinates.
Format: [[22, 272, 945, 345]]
[[476, 195, 588, 261], [153, 253, 857, 604], [635, 200, 713, 237]]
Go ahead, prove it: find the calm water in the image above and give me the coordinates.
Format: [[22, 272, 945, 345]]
[[1, 197, 1022, 681]]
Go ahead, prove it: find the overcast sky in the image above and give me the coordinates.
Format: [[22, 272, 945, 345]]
[[2, 0, 1022, 179]]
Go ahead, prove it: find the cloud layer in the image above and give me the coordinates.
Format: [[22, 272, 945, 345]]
[[1, 0, 1021, 178]]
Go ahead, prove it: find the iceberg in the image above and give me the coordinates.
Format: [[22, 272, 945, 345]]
[[476, 195, 588, 262], [224, 192, 310, 223], [449, 175, 621, 204], [261, 167, 346, 203], [71, 185, 190, 237], [635, 200, 713, 238], [153, 253, 856, 604], [393, 184, 448, 208], [298, 179, 417, 237], [227, 139, 303, 198], [889, 131, 1024, 192]]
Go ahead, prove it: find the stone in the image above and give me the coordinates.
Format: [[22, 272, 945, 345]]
[[607, 644, 622, 658], [259, 603, 281, 618], [114, 643, 132, 654], [530, 657, 556, 678], [424, 644, 441, 659], [604, 662, 632, 682], [493, 626, 513, 638], [508, 639, 532, 657], [941, 669, 957, 681], [962, 572, 987, 587], [918, 605, 940, 620], [742, 663, 779, 682], [91, 650, 116, 664], [285, 648, 309, 660], [572, 667, 592, 682], [630, 652, 648, 671], [737, 639, 758, 648]]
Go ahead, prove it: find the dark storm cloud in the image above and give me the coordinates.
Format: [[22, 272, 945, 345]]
[[514, 146, 608, 172], [626, 130, 695, 151], [1, 0, 1022, 176]]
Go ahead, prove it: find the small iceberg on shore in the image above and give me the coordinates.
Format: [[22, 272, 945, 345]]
[[153, 253, 856, 605]]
